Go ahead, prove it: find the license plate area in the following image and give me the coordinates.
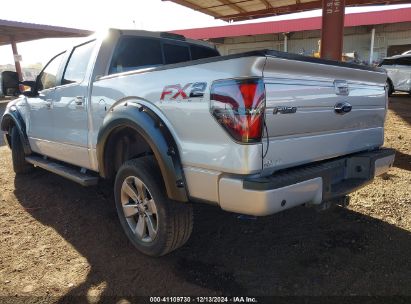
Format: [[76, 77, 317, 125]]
[[244, 148, 395, 201]]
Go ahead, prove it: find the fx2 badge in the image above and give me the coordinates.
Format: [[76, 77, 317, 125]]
[[160, 82, 207, 101]]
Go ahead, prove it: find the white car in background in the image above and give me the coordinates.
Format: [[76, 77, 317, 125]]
[[379, 54, 411, 96]]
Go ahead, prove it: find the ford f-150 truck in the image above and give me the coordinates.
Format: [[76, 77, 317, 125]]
[[1, 29, 395, 256]]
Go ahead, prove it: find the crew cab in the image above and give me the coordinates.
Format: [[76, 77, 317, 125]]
[[1, 29, 395, 256]]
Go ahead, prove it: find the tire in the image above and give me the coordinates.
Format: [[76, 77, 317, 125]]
[[386, 79, 394, 97], [10, 127, 33, 174], [114, 156, 193, 256]]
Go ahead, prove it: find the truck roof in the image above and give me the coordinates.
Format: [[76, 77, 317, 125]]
[[109, 29, 216, 49]]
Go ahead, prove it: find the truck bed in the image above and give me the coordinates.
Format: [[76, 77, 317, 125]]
[[94, 49, 387, 178]]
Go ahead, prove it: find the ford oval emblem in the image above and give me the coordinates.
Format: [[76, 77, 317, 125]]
[[334, 101, 352, 114]]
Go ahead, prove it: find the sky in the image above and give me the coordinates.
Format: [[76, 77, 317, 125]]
[[1, 0, 411, 66]]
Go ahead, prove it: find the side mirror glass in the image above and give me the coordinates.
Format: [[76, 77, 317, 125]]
[[1, 71, 20, 96]]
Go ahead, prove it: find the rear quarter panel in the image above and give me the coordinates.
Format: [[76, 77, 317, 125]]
[[91, 57, 266, 175]]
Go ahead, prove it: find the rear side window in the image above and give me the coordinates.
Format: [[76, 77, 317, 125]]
[[109, 37, 163, 74], [395, 57, 411, 66], [63, 40, 95, 84], [108, 36, 220, 75], [163, 43, 190, 64], [190, 45, 219, 60], [379, 59, 394, 66]]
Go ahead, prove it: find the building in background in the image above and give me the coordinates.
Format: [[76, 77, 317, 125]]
[[174, 7, 411, 65]]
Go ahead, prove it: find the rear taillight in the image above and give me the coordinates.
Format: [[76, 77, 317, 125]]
[[210, 78, 265, 143]]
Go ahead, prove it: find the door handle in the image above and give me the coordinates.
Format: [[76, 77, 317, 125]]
[[46, 99, 52, 109], [75, 96, 84, 107]]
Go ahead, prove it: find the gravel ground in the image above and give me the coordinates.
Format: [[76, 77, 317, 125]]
[[0, 95, 410, 301]]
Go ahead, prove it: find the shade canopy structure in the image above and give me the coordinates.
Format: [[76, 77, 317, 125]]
[[0, 19, 92, 46], [164, 0, 411, 22], [165, 0, 411, 61], [0, 19, 92, 82]]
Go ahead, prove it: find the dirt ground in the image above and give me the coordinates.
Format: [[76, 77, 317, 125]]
[[0, 95, 410, 302]]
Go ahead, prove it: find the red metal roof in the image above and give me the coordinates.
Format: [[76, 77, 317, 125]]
[[172, 7, 411, 39]]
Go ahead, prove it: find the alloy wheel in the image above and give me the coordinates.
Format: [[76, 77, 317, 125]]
[[120, 176, 158, 243]]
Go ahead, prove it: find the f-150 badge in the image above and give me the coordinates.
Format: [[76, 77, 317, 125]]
[[161, 82, 207, 100], [272, 106, 297, 114]]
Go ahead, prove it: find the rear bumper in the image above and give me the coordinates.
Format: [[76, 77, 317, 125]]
[[218, 148, 395, 216]]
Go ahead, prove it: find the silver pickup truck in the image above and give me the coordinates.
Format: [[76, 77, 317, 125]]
[[1, 29, 395, 256]]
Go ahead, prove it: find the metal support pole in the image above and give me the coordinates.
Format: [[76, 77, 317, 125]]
[[320, 0, 346, 61], [10, 38, 23, 82], [369, 27, 375, 65], [283, 33, 288, 52]]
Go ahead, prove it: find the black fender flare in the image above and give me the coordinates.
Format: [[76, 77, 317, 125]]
[[96, 101, 188, 202], [386, 77, 394, 96], [386, 77, 393, 88], [0, 105, 32, 154]]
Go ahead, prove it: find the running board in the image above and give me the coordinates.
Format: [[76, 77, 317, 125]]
[[25, 156, 99, 186]]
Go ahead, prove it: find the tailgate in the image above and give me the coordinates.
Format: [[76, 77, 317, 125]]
[[261, 56, 388, 174]]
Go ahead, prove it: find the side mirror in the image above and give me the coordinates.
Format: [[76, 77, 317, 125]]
[[0, 71, 38, 97], [1, 71, 20, 96]]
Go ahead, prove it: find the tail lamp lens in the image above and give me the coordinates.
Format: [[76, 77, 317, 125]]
[[210, 78, 265, 143]]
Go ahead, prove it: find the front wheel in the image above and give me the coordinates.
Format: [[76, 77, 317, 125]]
[[114, 156, 193, 256], [10, 127, 33, 174]]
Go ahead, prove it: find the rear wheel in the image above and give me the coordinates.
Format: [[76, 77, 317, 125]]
[[10, 127, 32, 174], [114, 156, 193, 256]]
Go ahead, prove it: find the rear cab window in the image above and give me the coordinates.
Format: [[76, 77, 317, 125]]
[[190, 45, 220, 60], [379, 59, 394, 66], [163, 43, 190, 64], [109, 36, 219, 75], [109, 37, 163, 74], [395, 57, 411, 66], [379, 56, 411, 67]]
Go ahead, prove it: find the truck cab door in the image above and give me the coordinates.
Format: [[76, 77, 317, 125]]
[[27, 52, 66, 156], [49, 40, 96, 169]]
